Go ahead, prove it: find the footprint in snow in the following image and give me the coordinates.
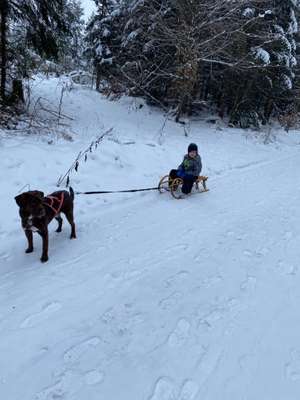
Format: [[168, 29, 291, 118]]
[[84, 369, 104, 385], [196, 245, 215, 259], [164, 244, 189, 256], [178, 380, 199, 400], [277, 260, 298, 276], [63, 337, 101, 363], [240, 276, 257, 292], [198, 308, 224, 328], [159, 291, 182, 310], [199, 275, 223, 289], [148, 378, 199, 400], [226, 231, 235, 237], [164, 271, 189, 288], [285, 349, 300, 381], [35, 370, 79, 400], [0, 251, 10, 261], [284, 231, 293, 241], [20, 302, 62, 329], [149, 377, 176, 400], [168, 319, 191, 348], [243, 249, 253, 257]]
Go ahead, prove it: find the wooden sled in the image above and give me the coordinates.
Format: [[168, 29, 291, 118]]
[[158, 174, 209, 199]]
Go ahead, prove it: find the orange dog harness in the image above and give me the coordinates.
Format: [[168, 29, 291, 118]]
[[43, 192, 64, 215]]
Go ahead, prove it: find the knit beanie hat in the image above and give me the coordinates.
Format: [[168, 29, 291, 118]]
[[188, 143, 198, 153]]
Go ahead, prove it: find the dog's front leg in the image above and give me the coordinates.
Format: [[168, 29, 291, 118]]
[[24, 230, 33, 253], [38, 229, 49, 263]]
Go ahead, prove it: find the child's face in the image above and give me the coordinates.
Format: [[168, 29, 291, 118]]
[[188, 150, 197, 158]]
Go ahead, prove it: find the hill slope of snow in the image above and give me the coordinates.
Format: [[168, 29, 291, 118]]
[[0, 77, 300, 400]]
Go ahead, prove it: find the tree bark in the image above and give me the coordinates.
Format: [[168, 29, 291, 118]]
[[11, 79, 24, 103], [0, 0, 8, 102]]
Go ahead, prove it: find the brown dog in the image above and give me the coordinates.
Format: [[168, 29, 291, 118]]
[[15, 187, 76, 262]]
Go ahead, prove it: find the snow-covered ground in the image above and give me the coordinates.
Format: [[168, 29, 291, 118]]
[[0, 77, 300, 400]]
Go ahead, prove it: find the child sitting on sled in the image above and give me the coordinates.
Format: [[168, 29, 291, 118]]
[[169, 143, 202, 194]]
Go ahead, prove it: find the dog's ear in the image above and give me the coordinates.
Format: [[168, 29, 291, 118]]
[[15, 191, 44, 207], [15, 193, 27, 207]]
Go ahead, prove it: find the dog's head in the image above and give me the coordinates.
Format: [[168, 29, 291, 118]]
[[15, 191, 45, 230]]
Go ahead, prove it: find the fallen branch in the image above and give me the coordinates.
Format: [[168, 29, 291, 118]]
[[39, 106, 74, 121], [56, 127, 114, 187]]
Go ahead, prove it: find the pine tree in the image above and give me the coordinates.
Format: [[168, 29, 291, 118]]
[[0, 0, 70, 103], [58, 0, 85, 71], [84, 0, 125, 91], [271, 0, 298, 109], [84, 0, 300, 126]]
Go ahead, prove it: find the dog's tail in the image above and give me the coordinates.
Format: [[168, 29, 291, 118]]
[[69, 186, 74, 201]]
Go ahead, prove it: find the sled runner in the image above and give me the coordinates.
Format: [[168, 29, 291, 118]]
[[158, 175, 209, 199]]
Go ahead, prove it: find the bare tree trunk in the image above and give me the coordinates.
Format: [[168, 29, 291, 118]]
[[11, 79, 25, 103], [264, 98, 273, 122], [0, 0, 8, 102], [96, 65, 101, 91]]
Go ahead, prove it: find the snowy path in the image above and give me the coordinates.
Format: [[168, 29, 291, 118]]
[[0, 78, 300, 399]]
